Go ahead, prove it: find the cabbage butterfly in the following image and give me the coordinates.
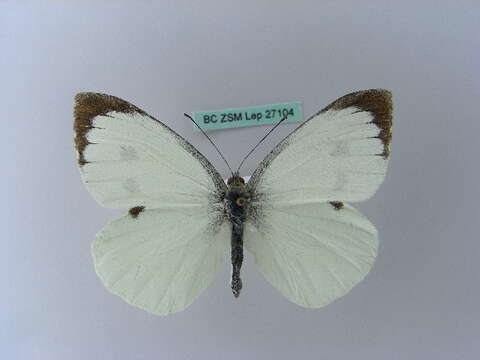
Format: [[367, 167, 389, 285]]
[[74, 89, 392, 315]]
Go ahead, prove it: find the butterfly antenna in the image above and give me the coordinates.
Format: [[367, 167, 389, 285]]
[[236, 114, 289, 173], [184, 113, 234, 177]]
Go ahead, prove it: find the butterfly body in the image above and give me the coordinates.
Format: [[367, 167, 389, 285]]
[[74, 89, 392, 315], [224, 174, 251, 297]]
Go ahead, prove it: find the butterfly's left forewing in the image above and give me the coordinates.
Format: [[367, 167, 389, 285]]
[[74, 93, 228, 314], [248, 89, 392, 205]]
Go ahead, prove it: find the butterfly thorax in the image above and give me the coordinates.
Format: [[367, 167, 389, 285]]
[[225, 177, 250, 220], [225, 174, 251, 298]]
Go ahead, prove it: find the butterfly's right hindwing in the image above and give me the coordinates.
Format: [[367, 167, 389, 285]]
[[92, 207, 229, 315]]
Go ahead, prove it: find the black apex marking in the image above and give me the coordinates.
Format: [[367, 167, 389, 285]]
[[329, 201, 344, 210], [323, 89, 393, 158], [129, 206, 145, 218], [73, 92, 147, 166]]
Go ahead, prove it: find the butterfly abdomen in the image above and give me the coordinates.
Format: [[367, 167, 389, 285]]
[[230, 223, 244, 298]]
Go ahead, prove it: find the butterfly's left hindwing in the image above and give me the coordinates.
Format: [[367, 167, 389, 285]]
[[245, 203, 378, 308]]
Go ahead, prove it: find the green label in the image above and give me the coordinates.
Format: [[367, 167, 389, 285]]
[[192, 101, 303, 131]]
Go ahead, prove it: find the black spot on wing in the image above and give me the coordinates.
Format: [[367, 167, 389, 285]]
[[329, 201, 344, 210], [129, 206, 145, 219]]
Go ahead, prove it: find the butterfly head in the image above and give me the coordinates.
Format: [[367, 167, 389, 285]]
[[227, 173, 245, 188]]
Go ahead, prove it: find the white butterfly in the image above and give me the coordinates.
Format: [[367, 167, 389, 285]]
[[74, 89, 392, 315]]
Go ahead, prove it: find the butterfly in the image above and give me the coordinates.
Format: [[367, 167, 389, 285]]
[[74, 89, 392, 315]]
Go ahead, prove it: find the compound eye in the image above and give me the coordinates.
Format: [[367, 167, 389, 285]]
[[236, 197, 246, 206]]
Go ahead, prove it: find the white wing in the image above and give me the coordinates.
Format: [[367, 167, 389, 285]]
[[245, 202, 378, 308], [92, 207, 228, 315], [245, 89, 392, 307], [248, 89, 392, 204], [74, 93, 229, 314], [74, 92, 226, 209]]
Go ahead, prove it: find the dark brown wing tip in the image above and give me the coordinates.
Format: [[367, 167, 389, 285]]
[[73, 92, 144, 166], [324, 89, 393, 159]]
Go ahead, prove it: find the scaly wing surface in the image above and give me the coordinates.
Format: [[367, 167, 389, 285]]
[[248, 89, 392, 205], [245, 89, 392, 307], [74, 92, 226, 209], [93, 207, 228, 315]]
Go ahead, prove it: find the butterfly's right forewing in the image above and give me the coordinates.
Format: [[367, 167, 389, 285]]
[[74, 92, 227, 209]]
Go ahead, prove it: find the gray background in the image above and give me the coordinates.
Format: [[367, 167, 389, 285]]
[[2, 1, 479, 359]]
